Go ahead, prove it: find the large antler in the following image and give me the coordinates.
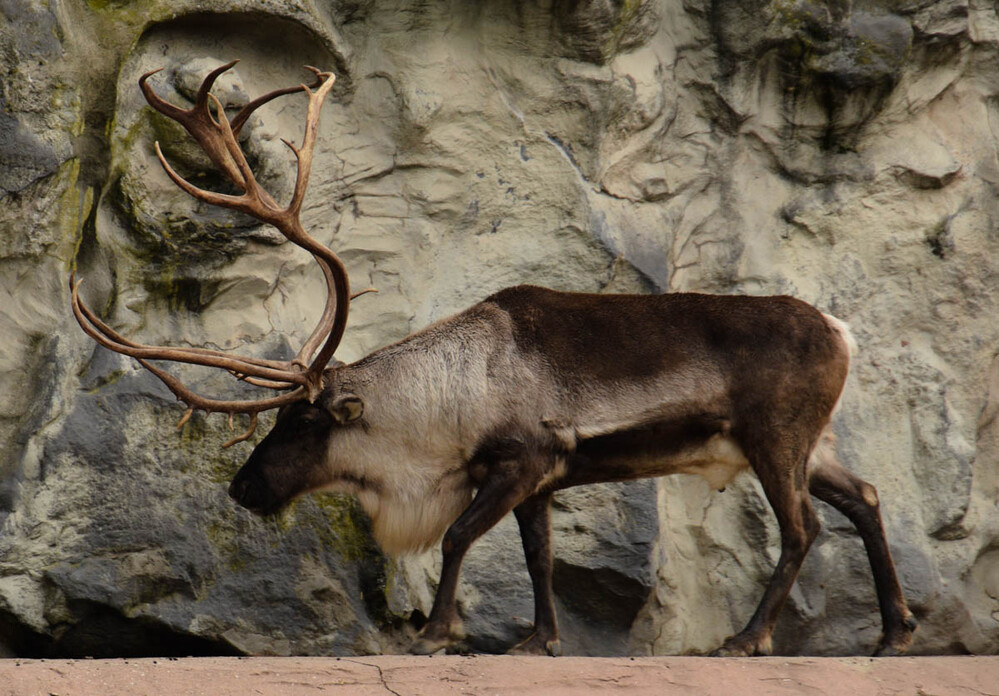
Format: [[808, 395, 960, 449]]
[[72, 62, 349, 447]]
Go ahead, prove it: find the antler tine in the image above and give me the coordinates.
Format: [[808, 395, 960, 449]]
[[71, 277, 292, 372], [140, 63, 329, 192], [289, 261, 377, 369], [294, 253, 338, 368], [138, 68, 186, 122], [72, 278, 308, 385], [238, 376, 299, 389], [286, 72, 335, 217], [222, 413, 258, 448], [207, 93, 275, 211], [265, 74, 348, 397], [140, 62, 247, 189], [136, 354, 307, 413], [159, 64, 349, 382], [136, 354, 303, 449], [229, 65, 327, 137], [154, 140, 252, 212], [73, 278, 313, 446], [181, 404, 256, 449], [193, 60, 241, 115]]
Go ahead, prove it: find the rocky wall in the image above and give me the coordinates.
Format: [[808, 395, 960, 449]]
[[0, 0, 996, 657]]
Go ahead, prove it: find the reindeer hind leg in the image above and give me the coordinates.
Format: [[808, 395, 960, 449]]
[[714, 442, 820, 657], [807, 437, 916, 656]]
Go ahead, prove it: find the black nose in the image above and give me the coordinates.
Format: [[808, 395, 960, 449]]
[[228, 472, 271, 512], [228, 477, 250, 502]]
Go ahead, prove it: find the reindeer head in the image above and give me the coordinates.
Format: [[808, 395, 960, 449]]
[[226, 386, 365, 515]]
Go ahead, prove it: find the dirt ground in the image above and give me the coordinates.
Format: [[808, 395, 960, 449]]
[[1, 655, 997, 696]]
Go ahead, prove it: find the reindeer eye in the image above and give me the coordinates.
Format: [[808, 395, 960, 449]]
[[294, 407, 330, 429]]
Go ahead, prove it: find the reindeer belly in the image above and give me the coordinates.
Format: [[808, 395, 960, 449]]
[[668, 434, 751, 489], [558, 417, 751, 490]]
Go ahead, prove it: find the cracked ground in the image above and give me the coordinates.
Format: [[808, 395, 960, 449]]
[[2, 655, 997, 695]]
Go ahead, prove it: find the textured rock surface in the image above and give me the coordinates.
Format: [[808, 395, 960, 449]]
[[0, 0, 996, 658]]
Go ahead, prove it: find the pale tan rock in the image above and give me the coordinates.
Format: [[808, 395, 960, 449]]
[[0, 0, 996, 659]]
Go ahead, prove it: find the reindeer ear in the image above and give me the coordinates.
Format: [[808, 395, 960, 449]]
[[329, 394, 364, 424]]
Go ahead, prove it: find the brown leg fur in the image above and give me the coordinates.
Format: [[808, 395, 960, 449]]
[[808, 454, 916, 656], [509, 493, 561, 656], [410, 458, 540, 655], [714, 444, 820, 657]]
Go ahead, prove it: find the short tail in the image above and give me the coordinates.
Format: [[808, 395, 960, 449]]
[[822, 313, 857, 418], [823, 313, 858, 360], [807, 314, 857, 475]]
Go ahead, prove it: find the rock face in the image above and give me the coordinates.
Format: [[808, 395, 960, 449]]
[[0, 0, 996, 658]]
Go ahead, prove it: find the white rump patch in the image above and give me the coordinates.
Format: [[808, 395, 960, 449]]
[[822, 312, 857, 416], [823, 313, 858, 359]]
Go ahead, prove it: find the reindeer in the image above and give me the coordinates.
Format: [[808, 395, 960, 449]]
[[72, 62, 917, 658]]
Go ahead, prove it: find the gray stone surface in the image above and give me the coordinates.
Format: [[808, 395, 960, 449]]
[[0, 0, 996, 658]]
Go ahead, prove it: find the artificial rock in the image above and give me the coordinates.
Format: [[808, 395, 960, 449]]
[[0, 0, 996, 658]]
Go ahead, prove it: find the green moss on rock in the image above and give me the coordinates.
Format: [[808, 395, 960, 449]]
[[307, 493, 376, 562]]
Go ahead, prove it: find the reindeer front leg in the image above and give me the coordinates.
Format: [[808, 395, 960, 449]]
[[410, 457, 541, 655], [509, 492, 561, 656]]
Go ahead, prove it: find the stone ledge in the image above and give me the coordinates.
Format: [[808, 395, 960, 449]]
[[1, 655, 996, 695]]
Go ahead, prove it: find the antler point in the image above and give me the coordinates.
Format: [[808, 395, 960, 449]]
[[350, 287, 378, 300], [139, 67, 165, 82], [177, 407, 195, 430]]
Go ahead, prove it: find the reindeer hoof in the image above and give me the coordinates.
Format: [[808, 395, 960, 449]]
[[509, 633, 561, 657], [872, 643, 903, 657], [710, 645, 748, 658], [874, 614, 917, 657], [410, 621, 465, 655], [711, 634, 772, 657], [409, 636, 448, 655]]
